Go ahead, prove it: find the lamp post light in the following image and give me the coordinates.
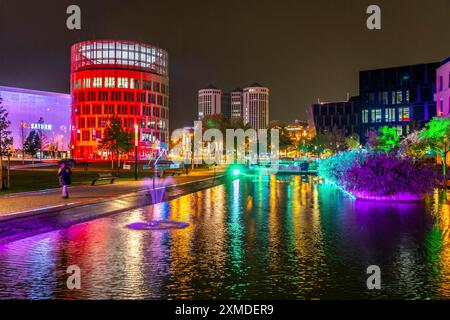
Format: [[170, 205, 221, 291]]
[[134, 124, 139, 181]]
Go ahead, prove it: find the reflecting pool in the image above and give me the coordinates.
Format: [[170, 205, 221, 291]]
[[0, 175, 449, 299]]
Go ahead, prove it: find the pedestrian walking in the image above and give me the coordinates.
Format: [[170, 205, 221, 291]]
[[57, 162, 72, 199]]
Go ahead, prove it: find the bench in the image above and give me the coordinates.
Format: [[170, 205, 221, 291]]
[[91, 173, 118, 186]]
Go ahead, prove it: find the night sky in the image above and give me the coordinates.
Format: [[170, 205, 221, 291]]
[[0, 0, 449, 130]]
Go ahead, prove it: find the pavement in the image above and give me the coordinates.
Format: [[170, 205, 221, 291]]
[[0, 167, 226, 222]]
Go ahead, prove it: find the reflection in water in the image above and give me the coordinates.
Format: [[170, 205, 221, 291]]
[[0, 175, 449, 299]]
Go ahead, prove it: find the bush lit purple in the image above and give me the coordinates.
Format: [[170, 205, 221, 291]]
[[319, 151, 437, 196]]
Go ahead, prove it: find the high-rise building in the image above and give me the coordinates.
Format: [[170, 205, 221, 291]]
[[359, 61, 439, 143], [70, 40, 169, 160], [308, 96, 361, 136], [221, 92, 231, 119], [436, 58, 450, 117], [230, 88, 243, 119], [243, 83, 269, 130], [198, 85, 222, 119]]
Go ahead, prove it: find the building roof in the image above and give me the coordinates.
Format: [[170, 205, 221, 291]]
[[440, 57, 450, 66], [231, 87, 243, 92], [359, 60, 441, 73], [0, 85, 70, 99], [200, 84, 219, 90], [247, 82, 265, 88]]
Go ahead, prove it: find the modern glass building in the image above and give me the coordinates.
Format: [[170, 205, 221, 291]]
[[0, 86, 71, 156], [359, 61, 440, 144], [70, 40, 169, 160], [308, 96, 361, 136]]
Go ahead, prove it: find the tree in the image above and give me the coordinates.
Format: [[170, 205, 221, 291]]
[[399, 131, 430, 159], [368, 126, 400, 153], [419, 117, 450, 181], [267, 120, 294, 155], [0, 96, 13, 189], [100, 117, 133, 172], [345, 134, 360, 150], [303, 133, 328, 158], [23, 130, 42, 164], [36, 117, 49, 160]]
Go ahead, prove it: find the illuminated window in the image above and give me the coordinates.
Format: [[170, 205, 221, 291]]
[[396, 91, 402, 104], [385, 108, 396, 122], [93, 77, 102, 88], [362, 109, 369, 123], [118, 77, 129, 88], [105, 77, 115, 88], [371, 109, 382, 123], [399, 107, 410, 121], [130, 79, 140, 89], [74, 79, 81, 90], [83, 78, 91, 89]]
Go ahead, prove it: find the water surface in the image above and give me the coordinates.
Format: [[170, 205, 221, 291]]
[[0, 175, 448, 299]]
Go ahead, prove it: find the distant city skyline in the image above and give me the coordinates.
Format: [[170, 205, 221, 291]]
[[0, 0, 449, 130]]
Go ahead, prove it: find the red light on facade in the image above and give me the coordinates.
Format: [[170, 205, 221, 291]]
[[70, 40, 169, 161]]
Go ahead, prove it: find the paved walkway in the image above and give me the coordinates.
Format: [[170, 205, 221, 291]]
[[0, 168, 226, 220]]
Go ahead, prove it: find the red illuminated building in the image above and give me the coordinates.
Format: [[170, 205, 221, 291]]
[[70, 40, 169, 160]]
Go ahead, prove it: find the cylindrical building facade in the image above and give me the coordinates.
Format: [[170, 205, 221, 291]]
[[70, 40, 169, 160]]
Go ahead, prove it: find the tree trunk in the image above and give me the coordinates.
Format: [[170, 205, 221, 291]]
[[111, 151, 114, 170], [117, 150, 121, 177], [442, 149, 448, 182], [7, 156, 10, 189]]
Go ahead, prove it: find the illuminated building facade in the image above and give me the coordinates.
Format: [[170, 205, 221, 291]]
[[436, 58, 450, 117], [230, 88, 243, 119], [70, 40, 169, 160], [308, 96, 361, 136], [198, 85, 222, 119], [359, 62, 439, 144], [286, 120, 313, 142], [0, 86, 71, 156], [243, 83, 269, 130]]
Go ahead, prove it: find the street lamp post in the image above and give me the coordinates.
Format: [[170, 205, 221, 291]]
[[134, 124, 139, 181], [21, 121, 26, 164]]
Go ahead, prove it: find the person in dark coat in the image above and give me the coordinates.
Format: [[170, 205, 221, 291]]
[[57, 162, 72, 199]]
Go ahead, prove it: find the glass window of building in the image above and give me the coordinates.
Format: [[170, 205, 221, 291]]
[[83, 78, 91, 89], [385, 108, 396, 122], [371, 109, 382, 123], [399, 107, 410, 121], [130, 79, 140, 89], [362, 110, 369, 123], [105, 77, 115, 88], [382, 92, 389, 105], [396, 91, 402, 104], [118, 77, 129, 88], [93, 77, 102, 88]]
